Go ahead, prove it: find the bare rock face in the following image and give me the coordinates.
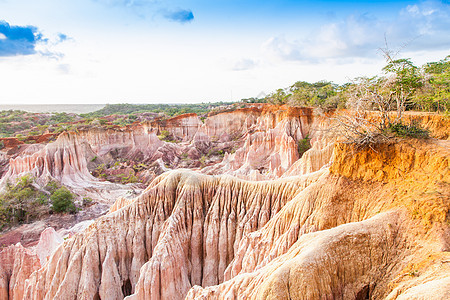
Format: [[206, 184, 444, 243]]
[[35, 227, 63, 265], [1, 132, 99, 188], [18, 138, 450, 300], [2, 108, 449, 300], [201, 106, 315, 179], [0, 244, 40, 300], [22, 171, 308, 299], [0, 105, 320, 191], [151, 113, 203, 142], [187, 211, 406, 299]]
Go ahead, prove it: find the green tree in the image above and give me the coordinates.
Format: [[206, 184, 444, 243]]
[[50, 187, 77, 213], [382, 56, 423, 122], [414, 55, 450, 112], [267, 89, 289, 105]]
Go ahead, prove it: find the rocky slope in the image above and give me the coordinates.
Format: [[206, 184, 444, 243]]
[[0, 243, 40, 300], [0, 105, 318, 187], [0, 104, 323, 260], [0, 107, 448, 299], [12, 137, 449, 300]]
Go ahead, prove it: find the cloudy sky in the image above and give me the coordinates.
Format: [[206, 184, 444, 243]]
[[0, 0, 449, 104]]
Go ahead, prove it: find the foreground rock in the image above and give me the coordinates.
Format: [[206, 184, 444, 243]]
[[0, 244, 40, 300]]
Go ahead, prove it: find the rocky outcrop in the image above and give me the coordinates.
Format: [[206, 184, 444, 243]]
[[2, 107, 449, 300], [0, 244, 40, 300], [16, 138, 450, 300], [23, 171, 310, 299], [2, 132, 97, 188], [0, 105, 319, 189], [151, 113, 203, 142], [187, 211, 408, 299], [201, 106, 315, 179], [35, 227, 63, 265]]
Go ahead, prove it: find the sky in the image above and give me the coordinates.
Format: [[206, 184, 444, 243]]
[[0, 0, 449, 104]]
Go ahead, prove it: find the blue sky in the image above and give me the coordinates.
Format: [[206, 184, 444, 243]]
[[0, 0, 449, 104]]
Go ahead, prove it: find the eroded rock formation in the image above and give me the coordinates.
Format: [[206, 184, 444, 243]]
[[0, 244, 40, 300], [1, 107, 449, 300], [16, 138, 450, 299]]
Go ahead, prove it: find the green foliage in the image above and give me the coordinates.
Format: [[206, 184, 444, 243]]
[[387, 122, 430, 139], [297, 136, 311, 157], [263, 80, 347, 110], [0, 109, 82, 138], [50, 112, 76, 124], [82, 197, 93, 206], [82, 102, 235, 118], [0, 176, 49, 229], [36, 124, 49, 134], [266, 89, 289, 105], [412, 55, 450, 112], [112, 117, 135, 126], [50, 187, 77, 213], [119, 173, 139, 184], [0, 176, 79, 228], [0, 140, 4, 150], [91, 156, 97, 162], [241, 97, 267, 103], [383, 58, 423, 119], [45, 180, 60, 193], [158, 130, 177, 142], [199, 155, 207, 166], [259, 55, 448, 115], [132, 163, 148, 171]]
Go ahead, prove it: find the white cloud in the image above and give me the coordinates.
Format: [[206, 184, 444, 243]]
[[262, 36, 302, 61], [232, 58, 258, 71], [0, 33, 5, 40], [262, 1, 450, 63], [406, 4, 420, 16]]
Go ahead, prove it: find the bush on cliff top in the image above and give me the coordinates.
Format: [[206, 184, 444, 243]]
[[387, 122, 430, 139]]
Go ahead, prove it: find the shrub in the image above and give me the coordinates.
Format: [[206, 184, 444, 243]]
[[50, 187, 77, 213], [0, 176, 49, 229], [158, 130, 171, 141], [45, 180, 60, 193], [199, 155, 207, 166], [298, 135, 312, 157], [82, 197, 93, 206], [387, 122, 430, 139]]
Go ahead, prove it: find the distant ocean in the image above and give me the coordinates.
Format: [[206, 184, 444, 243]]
[[0, 104, 105, 114]]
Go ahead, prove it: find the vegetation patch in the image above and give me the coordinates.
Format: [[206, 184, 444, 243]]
[[297, 135, 312, 157], [50, 187, 77, 213], [387, 122, 430, 139], [0, 176, 78, 230]]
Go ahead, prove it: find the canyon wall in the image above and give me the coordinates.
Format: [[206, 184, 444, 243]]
[[0, 244, 40, 300], [17, 138, 450, 299], [1, 107, 449, 299], [0, 105, 322, 189]]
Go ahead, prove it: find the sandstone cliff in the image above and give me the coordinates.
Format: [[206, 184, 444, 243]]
[[1, 107, 449, 300], [16, 137, 450, 300], [0, 244, 40, 300], [0, 104, 320, 190]]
